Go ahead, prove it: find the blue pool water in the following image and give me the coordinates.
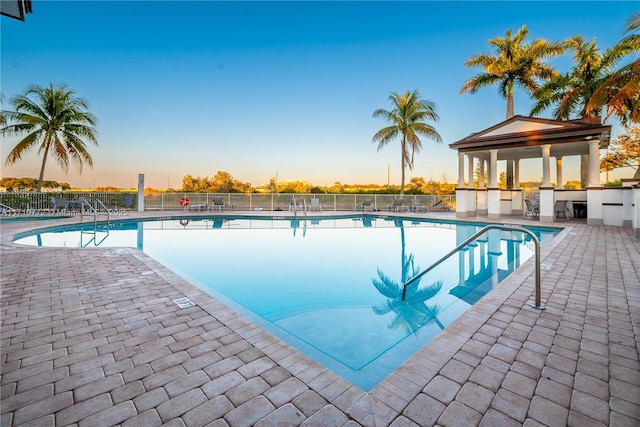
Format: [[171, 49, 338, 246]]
[[14, 215, 559, 390]]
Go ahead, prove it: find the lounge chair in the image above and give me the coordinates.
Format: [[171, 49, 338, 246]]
[[554, 200, 571, 220], [289, 198, 304, 211], [70, 197, 91, 213], [309, 197, 322, 212], [431, 199, 452, 212], [51, 196, 69, 213], [357, 198, 374, 212], [411, 199, 428, 212], [389, 198, 407, 212], [209, 196, 225, 211], [186, 198, 207, 211], [523, 199, 539, 219]]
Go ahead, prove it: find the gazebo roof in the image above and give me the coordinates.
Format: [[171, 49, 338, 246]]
[[449, 115, 612, 160]]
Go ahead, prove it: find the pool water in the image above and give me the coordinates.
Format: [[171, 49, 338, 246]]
[[14, 216, 558, 390]]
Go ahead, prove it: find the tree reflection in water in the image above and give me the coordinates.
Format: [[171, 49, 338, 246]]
[[371, 222, 444, 334]]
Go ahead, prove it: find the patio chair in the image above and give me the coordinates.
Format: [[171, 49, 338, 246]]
[[289, 198, 304, 211], [186, 198, 207, 211], [388, 198, 407, 212], [411, 199, 428, 212], [69, 197, 91, 213], [51, 196, 70, 213], [309, 197, 322, 212], [554, 200, 571, 220], [431, 199, 452, 212], [355, 198, 373, 211], [209, 196, 225, 212], [523, 199, 540, 219]]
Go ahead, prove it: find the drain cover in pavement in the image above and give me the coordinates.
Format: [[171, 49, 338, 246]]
[[173, 297, 195, 308]]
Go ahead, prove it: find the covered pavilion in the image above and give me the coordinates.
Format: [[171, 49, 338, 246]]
[[450, 115, 613, 224]]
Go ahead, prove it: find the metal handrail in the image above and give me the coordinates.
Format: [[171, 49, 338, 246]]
[[401, 224, 544, 310], [78, 198, 110, 228]]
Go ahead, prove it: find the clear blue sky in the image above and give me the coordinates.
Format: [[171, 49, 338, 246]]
[[1, 1, 637, 189]]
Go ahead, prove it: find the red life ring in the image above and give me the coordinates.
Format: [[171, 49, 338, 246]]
[[179, 219, 189, 227], [180, 196, 190, 206]]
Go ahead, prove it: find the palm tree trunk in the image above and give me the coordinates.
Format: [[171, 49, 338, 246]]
[[506, 81, 515, 119], [400, 136, 406, 195], [36, 145, 50, 192], [505, 82, 515, 188]]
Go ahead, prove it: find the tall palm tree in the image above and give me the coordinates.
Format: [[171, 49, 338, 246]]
[[530, 35, 633, 120], [372, 90, 441, 196], [587, 12, 640, 126], [461, 25, 564, 119], [2, 84, 98, 192]]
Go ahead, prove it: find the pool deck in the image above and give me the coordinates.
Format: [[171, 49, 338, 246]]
[[1, 211, 638, 427]]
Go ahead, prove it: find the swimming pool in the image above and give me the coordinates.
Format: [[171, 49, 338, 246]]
[[13, 215, 559, 390]]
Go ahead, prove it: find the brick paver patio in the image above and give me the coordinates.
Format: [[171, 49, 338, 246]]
[[1, 212, 638, 426]]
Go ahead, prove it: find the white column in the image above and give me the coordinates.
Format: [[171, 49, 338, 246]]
[[587, 139, 603, 225], [479, 160, 485, 189], [556, 156, 563, 189], [467, 154, 477, 216], [541, 145, 551, 187], [489, 150, 498, 188], [513, 159, 520, 189], [458, 152, 465, 188], [588, 140, 600, 187], [456, 151, 467, 217], [487, 150, 500, 220], [137, 173, 145, 212]]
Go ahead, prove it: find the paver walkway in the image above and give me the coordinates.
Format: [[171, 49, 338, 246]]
[[1, 213, 639, 426]]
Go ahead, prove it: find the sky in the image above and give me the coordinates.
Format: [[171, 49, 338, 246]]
[[1, 0, 638, 189]]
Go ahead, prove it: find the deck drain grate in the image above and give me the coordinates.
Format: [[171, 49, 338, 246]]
[[172, 297, 195, 308], [540, 263, 552, 271]]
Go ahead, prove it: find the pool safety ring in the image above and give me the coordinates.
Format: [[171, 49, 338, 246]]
[[179, 196, 190, 206], [179, 219, 189, 227]]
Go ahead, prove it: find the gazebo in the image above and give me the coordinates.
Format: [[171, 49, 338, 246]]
[[449, 115, 612, 224]]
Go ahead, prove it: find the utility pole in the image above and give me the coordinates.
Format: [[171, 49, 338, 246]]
[[387, 164, 390, 186]]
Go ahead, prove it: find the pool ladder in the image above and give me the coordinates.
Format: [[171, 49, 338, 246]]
[[401, 224, 544, 310], [78, 198, 111, 246]]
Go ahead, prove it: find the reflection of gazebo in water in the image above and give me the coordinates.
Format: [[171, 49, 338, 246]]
[[450, 115, 611, 224], [449, 227, 524, 305]]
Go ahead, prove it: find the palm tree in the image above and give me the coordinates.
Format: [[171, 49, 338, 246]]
[[586, 12, 640, 126], [2, 84, 98, 192], [530, 35, 633, 120], [461, 25, 564, 119], [371, 223, 444, 334], [461, 26, 563, 188], [372, 90, 441, 196]]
